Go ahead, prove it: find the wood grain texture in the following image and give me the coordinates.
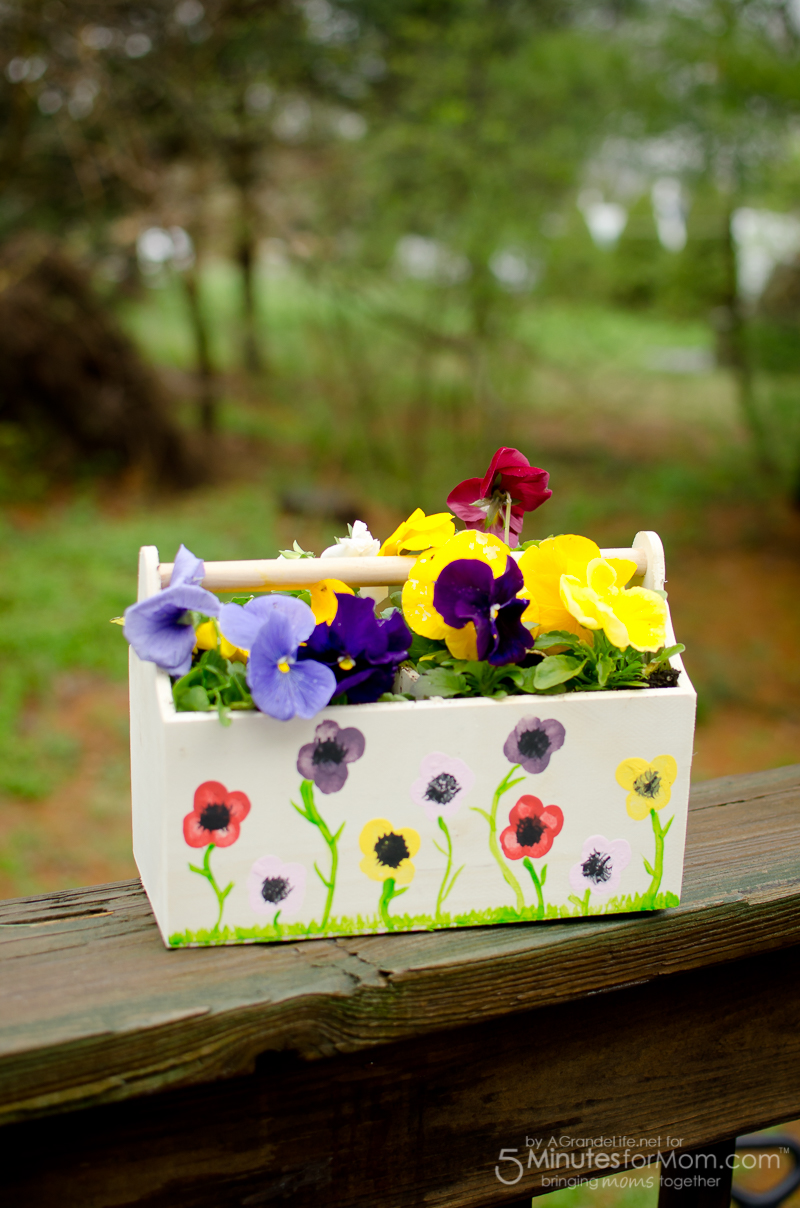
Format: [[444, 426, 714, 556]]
[[5, 945, 800, 1207], [1, 765, 798, 1130]]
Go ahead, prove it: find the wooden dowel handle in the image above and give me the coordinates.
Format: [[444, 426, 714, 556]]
[[158, 548, 648, 591]]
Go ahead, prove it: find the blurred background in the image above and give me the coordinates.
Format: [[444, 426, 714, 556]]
[[0, 0, 799, 911]]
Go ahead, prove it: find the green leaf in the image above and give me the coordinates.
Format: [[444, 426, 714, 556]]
[[596, 656, 614, 688], [540, 864, 547, 887], [534, 630, 582, 650], [175, 685, 213, 712], [229, 594, 255, 606], [415, 667, 468, 698], [533, 655, 586, 690], [408, 632, 449, 662], [377, 692, 414, 702]]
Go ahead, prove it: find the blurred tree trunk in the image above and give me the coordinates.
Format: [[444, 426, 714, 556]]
[[236, 199, 263, 375], [181, 265, 217, 435]]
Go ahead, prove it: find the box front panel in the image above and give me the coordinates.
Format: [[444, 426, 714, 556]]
[[155, 688, 696, 946]]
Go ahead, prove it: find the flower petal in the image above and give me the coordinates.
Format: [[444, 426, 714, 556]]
[[171, 544, 205, 588], [615, 757, 650, 792]]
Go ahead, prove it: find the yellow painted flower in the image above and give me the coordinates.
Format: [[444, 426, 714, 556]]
[[517, 535, 636, 635], [379, 508, 456, 557], [401, 529, 515, 659], [194, 620, 247, 664], [560, 557, 666, 651], [616, 755, 678, 820], [359, 818, 420, 885]]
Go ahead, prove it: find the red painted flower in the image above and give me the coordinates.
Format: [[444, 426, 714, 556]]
[[183, 780, 251, 848], [446, 447, 551, 547], [499, 794, 564, 860]]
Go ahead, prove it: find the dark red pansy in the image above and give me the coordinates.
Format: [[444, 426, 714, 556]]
[[499, 794, 563, 860], [446, 447, 551, 547], [183, 780, 251, 848]]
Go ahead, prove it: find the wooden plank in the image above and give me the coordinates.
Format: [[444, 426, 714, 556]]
[[1, 765, 798, 1127], [4, 943, 800, 1207]]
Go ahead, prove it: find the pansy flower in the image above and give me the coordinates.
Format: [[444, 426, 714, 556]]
[[503, 716, 565, 773], [297, 719, 366, 794], [447, 447, 551, 548], [220, 594, 336, 721], [410, 752, 475, 821], [569, 835, 631, 900], [433, 556, 533, 665], [616, 755, 677, 820], [359, 818, 420, 884], [298, 593, 411, 704], [247, 855, 306, 920], [183, 780, 251, 848], [320, 520, 380, 558], [499, 795, 564, 861], [379, 508, 456, 556], [401, 529, 512, 647], [124, 544, 221, 677], [561, 558, 667, 652]]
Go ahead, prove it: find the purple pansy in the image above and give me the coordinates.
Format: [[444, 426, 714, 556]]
[[503, 716, 565, 773], [123, 544, 221, 677], [298, 593, 411, 704], [433, 556, 533, 666], [297, 719, 366, 794], [569, 835, 631, 900], [241, 598, 337, 721], [410, 752, 475, 821], [247, 855, 307, 920]]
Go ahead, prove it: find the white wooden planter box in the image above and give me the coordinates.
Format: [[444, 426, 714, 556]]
[[130, 535, 696, 947]]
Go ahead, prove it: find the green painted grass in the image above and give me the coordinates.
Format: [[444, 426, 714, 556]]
[[168, 892, 680, 946]]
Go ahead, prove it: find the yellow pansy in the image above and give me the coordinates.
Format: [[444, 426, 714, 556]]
[[379, 508, 456, 556], [307, 579, 354, 625], [616, 756, 678, 821], [401, 529, 515, 659], [517, 535, 635, 635], [194, 619, 247, 664], [359, 818, 421, 885], [560, 557, 666, 651]]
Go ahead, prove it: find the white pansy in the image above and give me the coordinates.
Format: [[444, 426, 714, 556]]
[[321, 520, 380, 558]]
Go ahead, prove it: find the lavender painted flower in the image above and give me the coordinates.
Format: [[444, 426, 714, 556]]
[[298, 593, 411, 704], [123, 545, 221, 677], [569, 835, 631, 900], [410, 752, 475, 822], [220, 594, 336, 721], [503, 716, 565, 773], [247, 855, 307, 920], [297, 719, 366, 794], [433, 556, 533, 666]]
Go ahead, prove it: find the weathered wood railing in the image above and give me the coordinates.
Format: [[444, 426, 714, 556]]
[[2, 765, 800, 1207]]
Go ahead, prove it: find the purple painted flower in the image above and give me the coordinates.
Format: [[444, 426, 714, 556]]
[[247, 855, 307, 920], [297, 719, 366, 793], [433, 556, 533, 666], [503, 716, 565, 773], [298, 593, 411, 704], [247, 601, 340, 719], [569, 835, 631, 900], [123, 544, 221, 677], [410, 752, 476, 821]]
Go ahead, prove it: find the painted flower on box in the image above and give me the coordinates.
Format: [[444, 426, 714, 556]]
[[297, 719, 366, 794], [410, 752, 475, 822], [503, 716, 565, 774], [360, 818, 421, 932], [616, 755, 677, 821], [499, 795, 564, 861], [247, 855, 306, 921], [569, 835, 631, 901], [183, 780, 251, 848]]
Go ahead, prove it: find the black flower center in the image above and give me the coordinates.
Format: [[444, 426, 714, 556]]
[[199, 802, 230, 831], [313, 738, 346, 766], [516, 815, 545, 847], [261, 876, 291, 904], [582, 850, 612, 884], [374, 831, 409, 869], [633, 769, 662, 799], [517, 727, 551, 760], [425, 772, 460, 805]]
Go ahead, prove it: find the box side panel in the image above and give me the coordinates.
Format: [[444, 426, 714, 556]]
[[159, 688, 697, 946], [129, 646, 169, 943]]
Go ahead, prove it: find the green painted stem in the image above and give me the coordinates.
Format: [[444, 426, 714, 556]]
[[188, 843, 233, 932], [379, 877, 399, 931], [479, 765, 526, 915], [435, 817, 454, 921], [643, 809, 673, 906], [297, 780, 342, 931], [522, 857, 546, 919]]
